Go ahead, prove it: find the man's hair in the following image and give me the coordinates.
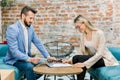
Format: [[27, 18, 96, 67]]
[[20, 6, 37, 18]]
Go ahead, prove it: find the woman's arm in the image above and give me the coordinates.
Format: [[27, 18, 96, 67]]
[[84, 30, 106, 69]]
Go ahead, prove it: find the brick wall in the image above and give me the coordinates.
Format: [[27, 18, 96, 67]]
[[0, 6, 1, 42], [1, 0, 120, 46]]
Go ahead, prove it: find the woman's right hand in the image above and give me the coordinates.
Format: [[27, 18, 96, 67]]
[[62, 59, 71, 63]]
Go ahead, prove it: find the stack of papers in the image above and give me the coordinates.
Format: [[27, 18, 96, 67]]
[[46, 63, 72, 68]]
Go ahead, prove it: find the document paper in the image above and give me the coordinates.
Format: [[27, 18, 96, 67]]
[[47, 62, 72, 68]]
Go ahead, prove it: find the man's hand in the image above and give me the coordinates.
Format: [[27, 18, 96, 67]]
[[47, 56, 57, 62], [28, 57, 40, 64], [72, 62, 85, 68]]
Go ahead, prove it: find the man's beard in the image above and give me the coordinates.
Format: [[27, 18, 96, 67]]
[[24, 19, 31, 27]]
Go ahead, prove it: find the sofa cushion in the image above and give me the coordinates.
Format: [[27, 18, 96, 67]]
[[0, 44, 8, 57], [108, 47, 120, 61], [97, 65, 120, 80], [0, 44, 24, 80], [0, 57, 4, 63], [89, 61, 120, 80], [109, 76, 120, 80], [89, 47, 120, 80]]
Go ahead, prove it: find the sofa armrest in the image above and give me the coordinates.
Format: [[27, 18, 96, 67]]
[[0, 44, 8, 57], [108, 47, 120, 61]]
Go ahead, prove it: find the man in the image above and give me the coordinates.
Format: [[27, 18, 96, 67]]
[[4, 6, 56, 80]]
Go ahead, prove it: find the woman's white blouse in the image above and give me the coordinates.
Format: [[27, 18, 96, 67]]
[[84, 39, 96, 55]]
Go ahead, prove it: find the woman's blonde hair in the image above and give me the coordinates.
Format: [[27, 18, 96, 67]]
[[74, 15, 97, 31]]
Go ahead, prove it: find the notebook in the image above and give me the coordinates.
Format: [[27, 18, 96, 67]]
[[46, 62, 72, 68]]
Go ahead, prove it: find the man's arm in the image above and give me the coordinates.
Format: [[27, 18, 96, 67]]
[[6, 25, 29, 61], [31, 27, 50, 58], [30, 26, 57, 62]]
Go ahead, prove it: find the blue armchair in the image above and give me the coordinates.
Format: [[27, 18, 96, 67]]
[[0, 44, 24, 80], [89, 47, 120, 80]]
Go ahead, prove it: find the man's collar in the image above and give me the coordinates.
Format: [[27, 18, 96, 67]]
[[19, 20, 26, 29]]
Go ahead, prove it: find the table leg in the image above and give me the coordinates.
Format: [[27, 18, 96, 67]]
[[73, 75, 76, 80], [44, 74, 76, 80], [44, 75, 46, 80], [44, 75, 57, 80], [54, 75, 56, 80]]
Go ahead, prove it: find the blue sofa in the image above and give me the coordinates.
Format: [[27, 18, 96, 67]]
[[0, 44, 24, 80], [89, 47, 120, 80]]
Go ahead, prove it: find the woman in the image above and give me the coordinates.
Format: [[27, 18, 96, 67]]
[[62, 15, 119, 80]]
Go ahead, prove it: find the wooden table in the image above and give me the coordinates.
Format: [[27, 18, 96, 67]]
[[33, 64, 83, 80], [0, 69, 14, 80]]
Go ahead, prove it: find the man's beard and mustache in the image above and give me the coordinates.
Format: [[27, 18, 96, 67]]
[[24, 19, 32, 27]]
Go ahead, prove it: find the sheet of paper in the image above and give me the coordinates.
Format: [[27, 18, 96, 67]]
[[47, 63, 72, 67]]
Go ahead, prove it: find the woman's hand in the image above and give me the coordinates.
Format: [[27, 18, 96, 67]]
[[62, 59, 71, 63], [72, 62, 85, 68]]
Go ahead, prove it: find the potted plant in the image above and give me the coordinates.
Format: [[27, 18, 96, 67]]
[[0, 0, 9, 7], [0, 0, 15, 7]]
